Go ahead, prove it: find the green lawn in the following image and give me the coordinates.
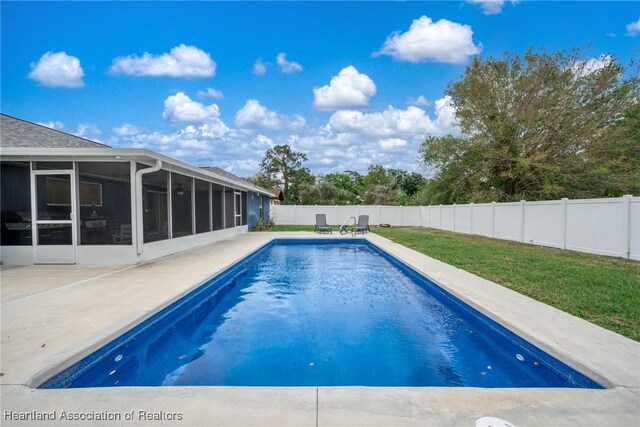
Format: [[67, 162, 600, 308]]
[[262, 225, 640, 341]]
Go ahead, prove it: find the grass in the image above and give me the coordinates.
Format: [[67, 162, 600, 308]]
[[261, 224, 640, 341]]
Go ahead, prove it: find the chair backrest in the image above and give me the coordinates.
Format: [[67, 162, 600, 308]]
[[120, 224, 132, 239], [316, 213, 327, 227], [357, 215, 369, 227]]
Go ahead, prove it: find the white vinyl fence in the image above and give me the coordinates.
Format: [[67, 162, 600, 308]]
[[271, 195, 640, 260]]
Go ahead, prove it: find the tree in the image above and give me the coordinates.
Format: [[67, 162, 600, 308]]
[[286, 167, 315, 205], [299, 180, 352, 205], [259, 145, 309, 204], [362, 165, 399, 205], [419, 49, 639, 203], [323, 171, 364, 204], [246, 172, 279, 190]]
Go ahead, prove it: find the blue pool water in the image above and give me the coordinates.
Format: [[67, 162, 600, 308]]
[[42, 239, 601, 388]]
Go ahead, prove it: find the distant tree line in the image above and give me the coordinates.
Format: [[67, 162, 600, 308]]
[[249, 49, 639, 205]]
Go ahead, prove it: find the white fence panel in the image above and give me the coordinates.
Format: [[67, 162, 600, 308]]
[[454, 205, 472, 234], [335, 206, 360, 225], [420, 206, 430, 228], [472, 204, 494, 237], [402, 207, 422, 226], [441, 206, 455, 231], [494, 202, 522, 241], [431, 206, 441, 229], [294, 206, 319, 225], [566, 198, 627, 257], [359, 206, 382, 225], [523, 200, 564, 248], [380, 206, 402, 225], [272, 205, 294, 224], [630, 198, 640, 261], [271, 195, 636, 259]]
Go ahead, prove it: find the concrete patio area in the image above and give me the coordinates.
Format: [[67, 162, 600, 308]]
[[1, 232, 639, 426]]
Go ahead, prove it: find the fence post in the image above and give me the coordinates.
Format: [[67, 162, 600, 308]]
[[470, 203, 474, 235], [378, 205, 382, 225], [520, 200, 526, 243], [561, 198, 568, 250], [439, 205, 443, 229], [623, 195, 632, 259], [453, 204, 456, 232], [491, 202, 496, 238]]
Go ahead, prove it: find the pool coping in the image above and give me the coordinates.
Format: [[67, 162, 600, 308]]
[[1, 231, 639, 426]]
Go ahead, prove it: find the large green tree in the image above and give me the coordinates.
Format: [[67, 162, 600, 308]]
[[419, 49, 639, 203], [299, 180, 352, 205], [259, 144, 310, 204], [323, 171, 364, 204], [362, 165, 399, 205]]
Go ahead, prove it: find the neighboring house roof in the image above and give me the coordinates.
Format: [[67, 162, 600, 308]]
[[270, 187, 284, 201], [0, 114, 109, 149]]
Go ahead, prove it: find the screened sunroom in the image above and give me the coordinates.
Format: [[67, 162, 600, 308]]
[[0, 114, 272, 265]]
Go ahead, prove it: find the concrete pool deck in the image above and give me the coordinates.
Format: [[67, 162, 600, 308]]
[[1, 232, 638, 426]]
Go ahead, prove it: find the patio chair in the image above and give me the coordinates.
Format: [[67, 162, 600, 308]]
[[112, 224, 132, 244], [314, 214, 332, 234], [351, 215, 370, 236]]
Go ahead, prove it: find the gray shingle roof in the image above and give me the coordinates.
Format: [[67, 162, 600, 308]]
[[201, 166, 274, 196], [201, 166, 249, 183], [0, 114, 109, 149]]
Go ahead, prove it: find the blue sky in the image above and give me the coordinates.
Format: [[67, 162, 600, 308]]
[[2, 1, 639, 176]]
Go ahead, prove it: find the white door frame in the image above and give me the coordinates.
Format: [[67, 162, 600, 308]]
[[30, 169, 77, 264]]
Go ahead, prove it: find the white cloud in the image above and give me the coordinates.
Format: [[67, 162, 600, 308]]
[[234, 99, 306, 131], [113, 124, 140, 136], [379, 138, 408, 150], [467, 0, 506, 15], [626, 18, 640, 36], [110, 44, 216, 78], [162, 92, 223, 123], [313, 66, 377, 111], [375, 16, 481, 64], [74, 123, 102, 139], [433, 95, 458, 133], [571, 55, 614, 78], [276, 53, 302, 73], [328, 98, 458, 138], [407, 95, 431, 107], [37, 120, 102, 140], [197, 87, 224, 99], [253, 57, 268, 75], [109, 89, 460, 176], [235, 99, 281, 129], [28, 51, 84, 88], [38, 120, 66, 130]]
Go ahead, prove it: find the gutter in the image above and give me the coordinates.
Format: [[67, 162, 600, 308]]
[[135, 160, 162, 254]]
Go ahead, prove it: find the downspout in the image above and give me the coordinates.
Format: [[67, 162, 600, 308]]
[[135, 160, 163, 254]]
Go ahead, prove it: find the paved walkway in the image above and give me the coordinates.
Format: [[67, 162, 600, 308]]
[[1, 232, 638, 426]]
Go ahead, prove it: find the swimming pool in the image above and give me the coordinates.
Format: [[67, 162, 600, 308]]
[[41, 239, 601, 388]]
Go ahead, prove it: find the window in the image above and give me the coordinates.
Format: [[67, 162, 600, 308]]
[[171, 173, 193, 238], [0, 161, 32, 246], [78, 162, 131, 245], [45, 178, 102, 207]]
